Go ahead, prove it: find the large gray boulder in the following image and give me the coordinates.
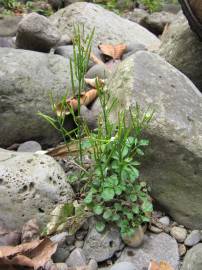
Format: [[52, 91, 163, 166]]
[[0, 48, 74, 148], [181, 243, 202, 270], [102, 51, 202, 229], [0, 148, 74, 229], [16, 12, 61, 52], [118, 233, 179, 270], [50, 2, 160, 49], [159, 12, 202, 92]]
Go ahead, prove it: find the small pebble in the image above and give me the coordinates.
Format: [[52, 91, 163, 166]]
[[149, 225, 163, 233], [159, 216, 170, 226], [178, 244, 187, 256], [17, 141, 42, 152], [170, 226, 187, 243], [55, 263, 68, 270], [110, 262, 135, 270], [65, 248, 87, 267], [88, 259, 98, 270], [52, 247, 70, 263], [75, 240, 84, 248], [184, 230, 201, 247], [50, 232, 68, 246]]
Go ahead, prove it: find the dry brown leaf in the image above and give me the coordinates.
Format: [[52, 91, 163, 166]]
[[47, 142, 78, 158], [148, 260, 174, 270], [55, 89, 97, 117], [21, 219, 40, 243], [98, 43, 127, 60], [90, 52, 105, 65], [84, 78, 105, 88]]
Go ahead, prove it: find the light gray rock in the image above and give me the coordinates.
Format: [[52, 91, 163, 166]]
[[181, 243, 202, 270], [88, 259, 98, 270], [104, 50, 202, 229], [184, 230, 201, 247], [142, 11, 176, 35], [118, 233, 179, 269], [50, 3, 160, 50], [16, 13, 61, 52], [110, 262, 135, 270], [170, 227, 187, 243], [17, 141, 42, 152], [178, 244, 186, 257], [85, 64, 110, 79], [51, 232, 68, 246], [0, 37, 15, 48], [66, 248, 87, 267], [0, 48, 75, 148], [159, 216, 170, 226], [0, 149, 74, 230], [0, 15, 22, 37], [122, 42, 147, 60], [159, 12, 202, 92], [124, 8, 148, 25], [55, 263, 68, 270], [83, 226, 122, 262]]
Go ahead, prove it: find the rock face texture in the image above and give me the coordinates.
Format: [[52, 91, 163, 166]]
[[0, 149, 74, 229], [182, 243, 202, 270], [0, 48, 74, 148], [118, 233, 179, 270], [50, 2, 160, 49], [16, 12, 61, 52], [159, 12, 202, 92], [103, 51, 202, 229]]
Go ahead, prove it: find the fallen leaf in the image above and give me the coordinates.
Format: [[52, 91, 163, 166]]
[[0, 225, 21, 247], [90, 52, 105, 65], [148, 260, 160, 270], [55, 89, 97, 117], [21, 219, 40, 243], [148, 260, 174, 270], [98, 43, 127, 60], [84, 78, 105, 88]]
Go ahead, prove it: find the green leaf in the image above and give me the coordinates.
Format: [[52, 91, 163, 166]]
[[115, 186, 122, 196], [81, 139, 91, 149], [122, 146, 128, 158], [96, 221, 105, 232], [114, 203, 122, 211], [101, 188, 115, 201], [93, 205, 103, 215], [126, 212, 133, 220], [130, 194, 137, 202], [103, 209, 112, 220], [141, 216, 150, 222], [84, 192, 93, 204], [141, 200, 153, 213], [132, 205, 140, 214], [139, 139, 149, 146], [112, 214, 120, 221], [136, 148, 144, 156]]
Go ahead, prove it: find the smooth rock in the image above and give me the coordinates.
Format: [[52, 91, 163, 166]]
[[88, 259, 98, 270], [53, 247, 70, 263], [104, 50, 202, 229], [159, 12, 202, 92], [17, 141, 42, 152], [124, 8, 148, 25], [119, 233, 179, 269], [50, 3, 160, 49], [83, 226, 122, 262], [16, 13, 61, 52], [50, 232, 68, 246], [75, 240, 84, 248], [178, 244, 187, 257], [66, 248, 87, 267], [181, 243, 202, 270], [0, 15, 22, 37], [85, 64, 110, 79], [159, 216, 170, 226], [0, 148, 74, 229], [0, 37, 15, 48], [184, 230, 201, 247], [170, 227, 187, 243], [55, 263, 68, 270], [149, 226, 163, 234], [110, 262, 135, 270], [0, 48, 75, 148], [122, 226, 144, 247], [57, 34, 72, 46], [122, 42, 147, 60]]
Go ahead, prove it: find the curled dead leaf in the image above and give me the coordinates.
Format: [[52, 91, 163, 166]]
[[148, 260, 174, 270], [98, 43, 127, 60], [55, 89, 97, 117], [84, 78, 105, 88]]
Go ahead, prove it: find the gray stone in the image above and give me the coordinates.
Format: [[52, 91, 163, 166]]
[[159, 216, 170, 226], [0, 149, 74, 230], [110, 262, 135, 270], [118, 233, 179, 269], [178, 244, 186, 257], [142, 11, 176, 35], [75, 240, 84, 248], [50, 232, 68, 246], [50, 3, 160, 50], [181, 243, 202, 270], [16, 13, 61, 52], [66, 234, 75, 245], [0, 37, 15, 48], [57, 34, 72, 46], [159, 12, 202, 92], [85, 64, 110, 79], [53, 247, 70, 263], [124, 8, 148, 25], [83, 226, 122, 262], [122, 43, 147, 60], [17, 141, 42, 152], [0, 48, 75, 148], [88, 259, 98, 270], [104, 50, 202, 229], [0, 15, 22, 37], [170, 227, 187, 243], [66, 248, 87, 267], [184, 230, 201, 247], [55, 263, 68, 270]]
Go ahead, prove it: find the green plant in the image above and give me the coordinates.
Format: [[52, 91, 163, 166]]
[[138, 0, 162, 12], [0, 0, 17, 10], [82, 81, 154, 237]]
